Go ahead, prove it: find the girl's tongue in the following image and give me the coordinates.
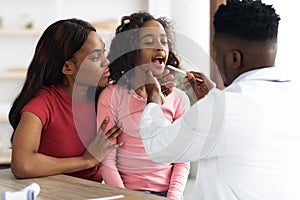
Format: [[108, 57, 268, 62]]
[[152, 59, 161, 65], [152, 57, 163, 65]]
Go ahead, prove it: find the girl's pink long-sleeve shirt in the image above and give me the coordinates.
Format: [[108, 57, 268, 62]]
[[97, 85, 190, 199]]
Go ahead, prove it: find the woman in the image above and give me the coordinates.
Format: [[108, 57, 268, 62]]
[[9, 18, 122, 181], [97, 12, 190, 199]]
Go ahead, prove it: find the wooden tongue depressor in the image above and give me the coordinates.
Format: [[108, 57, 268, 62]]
[[166, 65, 204, 83]]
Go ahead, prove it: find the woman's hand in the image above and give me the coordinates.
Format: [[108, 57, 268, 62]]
[[83, 117, 122, 167]]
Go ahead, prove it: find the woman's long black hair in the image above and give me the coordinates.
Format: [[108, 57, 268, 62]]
[[9, 18, 96, 141]]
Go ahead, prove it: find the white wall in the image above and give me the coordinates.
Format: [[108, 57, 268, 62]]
[[262, 1, 299, 78], [149, 0, 210, 76], [172, 0, 210, 76], [0, 0, 147, 30], [56, 0, 148, 27]]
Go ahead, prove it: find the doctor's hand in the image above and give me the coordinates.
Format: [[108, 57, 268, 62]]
[[182, 71, 214, 101], [144, 68, 165, 105]]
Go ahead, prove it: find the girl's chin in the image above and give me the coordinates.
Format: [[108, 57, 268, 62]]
[[152, 69, 164, 77], [149, 66, 165, 76]]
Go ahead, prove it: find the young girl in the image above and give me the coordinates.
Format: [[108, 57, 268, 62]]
[[9, 18, 122, 181], [97, 12, 190, 199]]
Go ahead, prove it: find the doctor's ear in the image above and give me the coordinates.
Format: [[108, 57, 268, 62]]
[[226, 49, 242, 69], [62, 60, 76, 75]]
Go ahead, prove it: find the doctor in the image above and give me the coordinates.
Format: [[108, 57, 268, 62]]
[[140, 0, 300, 199]]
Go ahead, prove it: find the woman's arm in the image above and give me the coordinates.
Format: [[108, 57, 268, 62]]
[[11, 111, 120, 178]]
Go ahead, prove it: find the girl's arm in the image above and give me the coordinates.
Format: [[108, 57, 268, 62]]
[[98, 87, 125, 188], [167, 162, 190, 199], [167, 89, 191, 199]]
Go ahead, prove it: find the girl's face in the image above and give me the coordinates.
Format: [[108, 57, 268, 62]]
[[70, 31, 110, 87], [137, 20, 169, 76]]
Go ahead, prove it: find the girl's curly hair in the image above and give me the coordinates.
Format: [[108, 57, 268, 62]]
[[108, 11, 180, 85]]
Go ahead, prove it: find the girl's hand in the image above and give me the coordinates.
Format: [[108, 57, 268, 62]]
[[157, 69, 176, 97], [144, 68, 165, 105]]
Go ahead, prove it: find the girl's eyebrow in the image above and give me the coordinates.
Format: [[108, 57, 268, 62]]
[[141, 33, 167, 39], [141, 33, 154, 39]]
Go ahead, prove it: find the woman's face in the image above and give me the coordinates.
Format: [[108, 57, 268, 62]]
[[137, 20, 169, 77], [71, 31, 110, 87]]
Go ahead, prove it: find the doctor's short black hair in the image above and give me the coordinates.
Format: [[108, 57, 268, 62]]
[[214, 0, 281, 41]]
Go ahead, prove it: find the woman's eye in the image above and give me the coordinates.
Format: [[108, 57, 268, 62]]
[[92, 57, 100, 62]]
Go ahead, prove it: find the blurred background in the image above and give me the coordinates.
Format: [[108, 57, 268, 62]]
[[0, 0, 298, 198]]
